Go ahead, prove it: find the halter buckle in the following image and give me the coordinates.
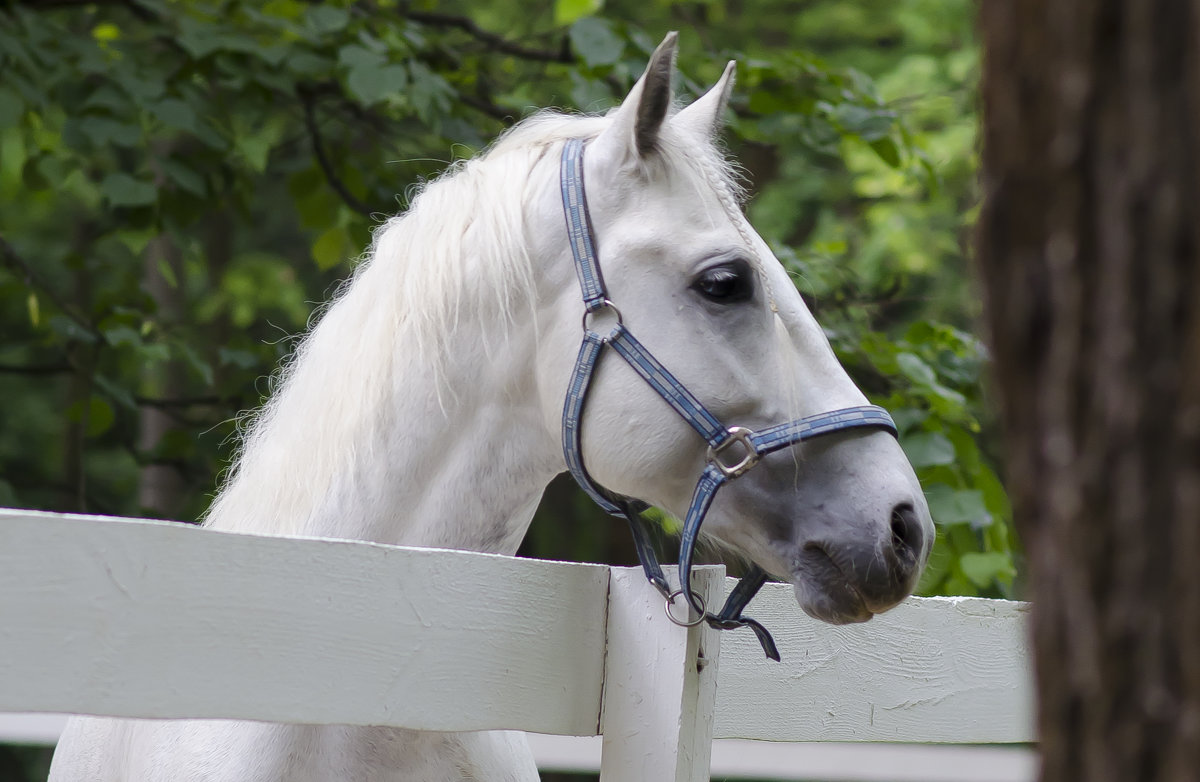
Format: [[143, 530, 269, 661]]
[[707, 426, 759, 478]]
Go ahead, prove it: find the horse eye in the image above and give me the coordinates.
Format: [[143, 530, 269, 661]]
[[693, 264, 752, 304]]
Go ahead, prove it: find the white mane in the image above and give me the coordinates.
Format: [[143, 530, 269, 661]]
[[203, 108, 743, 535]]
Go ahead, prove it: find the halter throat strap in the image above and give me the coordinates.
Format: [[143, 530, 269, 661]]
[[557, 138, 898, 661]]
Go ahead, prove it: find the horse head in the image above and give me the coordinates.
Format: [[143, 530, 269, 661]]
[[532, 34, 933, 627]]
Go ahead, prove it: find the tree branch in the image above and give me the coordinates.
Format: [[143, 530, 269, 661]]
[[0, 362, 72, 375], [135, 394, 241, 408], [13, 0, 156, 21], [458, 93, 518, 125], [298, 90, 384, 218], [0, 234, 107, 345], [405, 12, 573, 64]]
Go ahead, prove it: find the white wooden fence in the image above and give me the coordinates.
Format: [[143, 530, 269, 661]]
[[0, 508, 1035, 780]]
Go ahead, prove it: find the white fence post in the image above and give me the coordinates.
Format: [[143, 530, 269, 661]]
[[599, 565, 724, 782]]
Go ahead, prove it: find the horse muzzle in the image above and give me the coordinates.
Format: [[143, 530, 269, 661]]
[[790, 503, 930, 625]]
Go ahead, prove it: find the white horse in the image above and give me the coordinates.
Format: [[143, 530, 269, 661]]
[[50, 34, 932, 782]]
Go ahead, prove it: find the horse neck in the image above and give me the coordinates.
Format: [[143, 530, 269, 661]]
[[203, 258, 563, 554]]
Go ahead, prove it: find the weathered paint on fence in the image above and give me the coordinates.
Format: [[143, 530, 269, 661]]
[[0, 509, 610, 736], [0, 718, 1040, 782], [0, 506, 1034, 781], [716, 584, 1034, 743], [599, 567, 723, 782]]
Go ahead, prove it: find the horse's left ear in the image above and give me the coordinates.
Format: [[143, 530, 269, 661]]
[[593, 32, 678, 163], [674, 60, 736, 138]]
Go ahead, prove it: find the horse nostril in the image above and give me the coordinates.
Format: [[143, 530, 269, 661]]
[[889, 503, 922, 561]]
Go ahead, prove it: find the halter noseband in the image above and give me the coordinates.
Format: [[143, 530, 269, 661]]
[[559, 138, 898, 660]]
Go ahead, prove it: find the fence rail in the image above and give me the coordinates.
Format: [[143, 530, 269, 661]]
[[0, 508, 1034, 780]]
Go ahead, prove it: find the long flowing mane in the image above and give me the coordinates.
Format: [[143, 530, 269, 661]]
[[203, 109, 744, 536]]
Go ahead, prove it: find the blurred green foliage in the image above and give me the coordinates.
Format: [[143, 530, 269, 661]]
[[0, 1, 1007, 776], [0, 0, 1009, 609]]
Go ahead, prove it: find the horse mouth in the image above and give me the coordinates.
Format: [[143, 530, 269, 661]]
[[790, 545, 875, 625]]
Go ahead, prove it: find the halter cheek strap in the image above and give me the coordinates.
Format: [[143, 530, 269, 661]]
[[558, 138, 898, 661]]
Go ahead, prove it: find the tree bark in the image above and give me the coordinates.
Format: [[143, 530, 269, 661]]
[[977, 2, 1200, 780], [137, 234, 187, 519]]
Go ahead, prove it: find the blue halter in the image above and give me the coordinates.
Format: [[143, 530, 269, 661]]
[[559, 138, 898, 660]]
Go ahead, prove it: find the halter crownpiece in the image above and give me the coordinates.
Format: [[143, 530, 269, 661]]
[[558, 138, 898, 660]]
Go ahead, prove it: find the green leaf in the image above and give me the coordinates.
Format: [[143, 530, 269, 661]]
[[556, 0, 604, 25], [77, 116, 143, 148], [150, 429, 198, 461], [233, 120, 284, 173], [262, 0, 304, 20], [92, 22, 121, 43], [942, 574, 979, 597], [103, 324, 142, 347], [338, 44, 386, 71], [47, 316, 97, 344], [889, 406, 927, 434], [0, 86, 23, 128], [901, 431, 955, 468], [26, 293, 39, 327], [176, 18, 255, 59], [22, 156, 49, 191], [149, 98, 198, 133], [870, 136, 902, 168], [162, 158, 206, 196], [346, 62, 408, 105], [114, 229, 155, 255], [959, 552, 1015, 589], [173, 341, 214, 386], [289, 167, 341, 229], [66, 396, 115, 438], [307, 5, 349, 33], [568, 70, 612, 111], [569, 18, 624, 67], [287, 50, 333, 77], [915, 528, 952, 594], [896, 352, 938, 386], [218, 347, 259, 369], [311, 225, 353, 270], [830, 103, 894, 141], [130, 340, 169, 362], [88, 400, 114, 436], [101, 172, 157, 207], [156, 256, 179, 288], [407, 61, 453, 123], [112, 67, 165, 102], [92, 374, 137, 412], [925, 484, 991, 527]]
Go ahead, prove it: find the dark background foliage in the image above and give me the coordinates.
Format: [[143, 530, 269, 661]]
[[0, 1, 995, 778]]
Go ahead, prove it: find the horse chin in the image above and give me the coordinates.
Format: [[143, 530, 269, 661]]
[[789, 547, 875, 625]]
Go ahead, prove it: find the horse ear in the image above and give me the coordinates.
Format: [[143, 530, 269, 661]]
[[675, 60, 736, 139], [594, 32, 678, 162]]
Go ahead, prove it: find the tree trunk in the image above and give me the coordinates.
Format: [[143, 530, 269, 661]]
[[137, 234, 187, 519], [977, 2, 1200, 780]]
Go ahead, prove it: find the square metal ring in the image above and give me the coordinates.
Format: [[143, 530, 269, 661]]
[[707, 426, 760, 478]]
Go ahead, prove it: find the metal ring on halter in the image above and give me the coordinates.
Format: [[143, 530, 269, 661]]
[[707, 426, 759, 479], [664, 588, 707, 627], [581, 299, 623, 335]]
